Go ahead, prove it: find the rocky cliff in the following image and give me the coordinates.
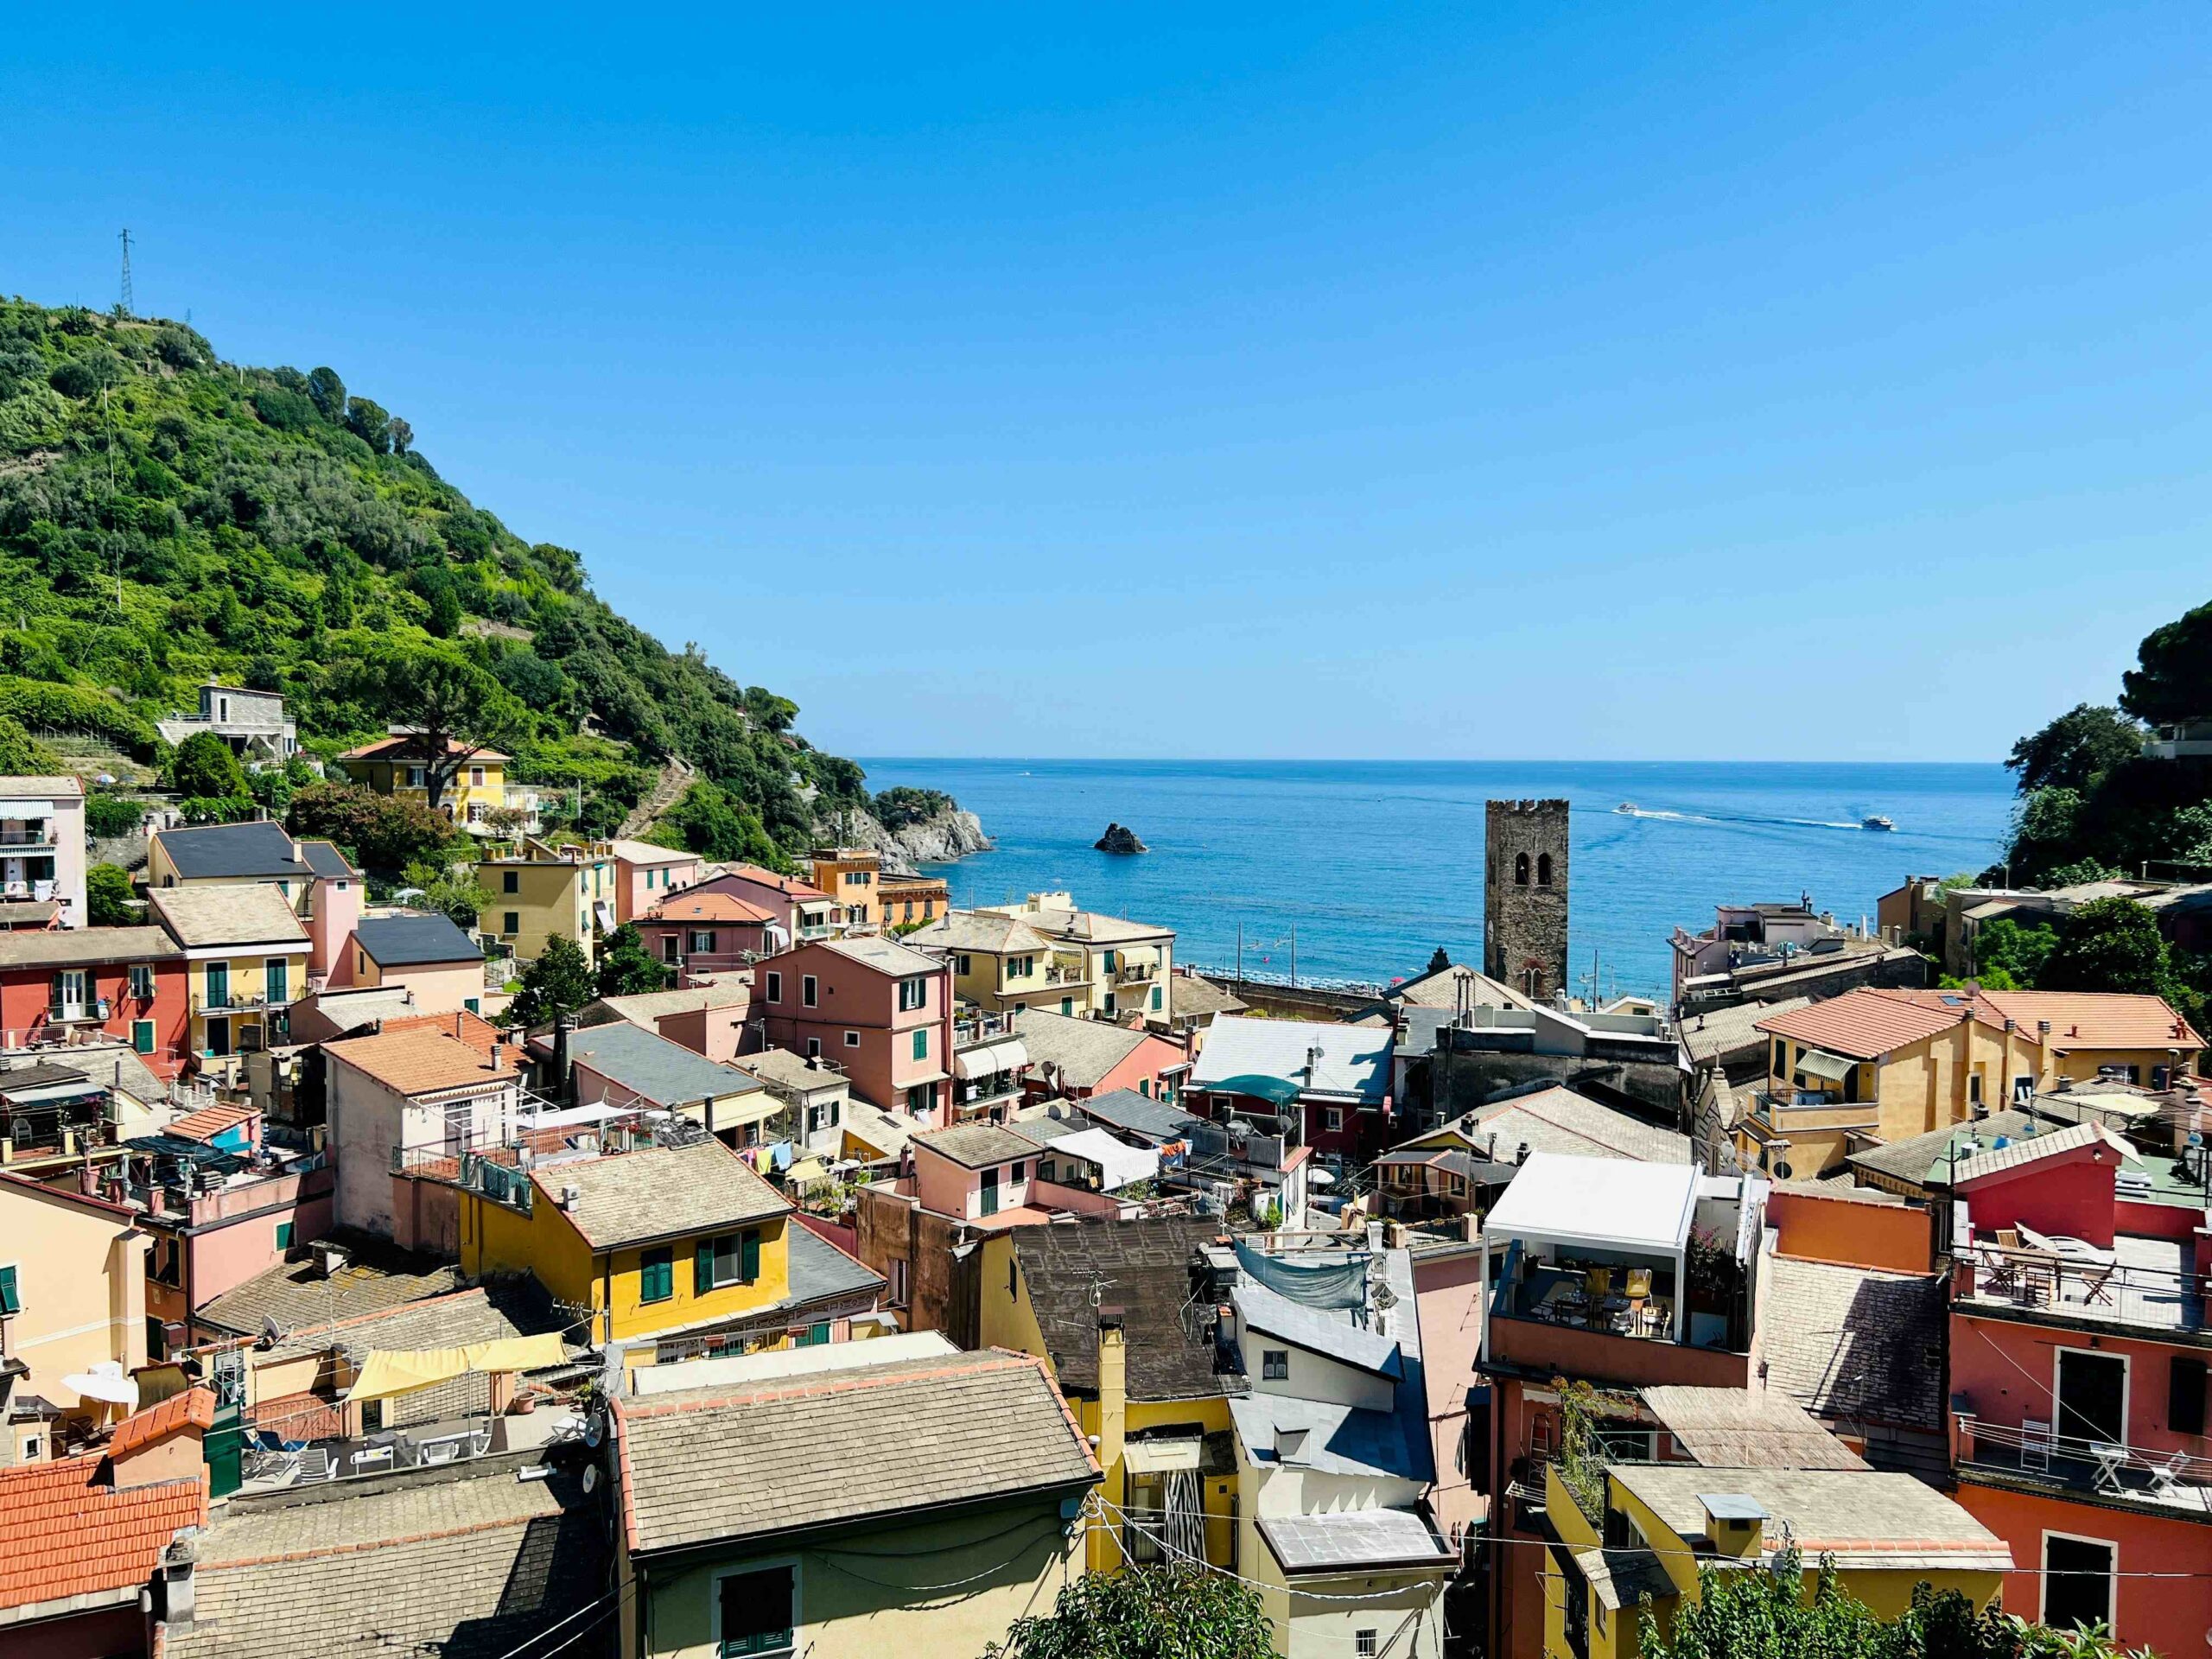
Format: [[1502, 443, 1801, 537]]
[[831, 802, 994, 873]]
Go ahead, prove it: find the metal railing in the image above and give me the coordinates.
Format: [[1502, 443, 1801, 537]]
[[1960, 1415, 2212, 1503], [953, 1012, 1016, 1046], [193, 990, 294, 1015], [1958, 1246, 2202, 1332], [0, 829, 55, 848], [1116, 962, 1157, 985]]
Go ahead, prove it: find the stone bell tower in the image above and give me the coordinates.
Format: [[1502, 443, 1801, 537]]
[[1484, 799, 1570, 1002]]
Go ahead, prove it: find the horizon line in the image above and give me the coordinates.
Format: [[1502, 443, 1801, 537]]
[[849, 753, 2011, 767]]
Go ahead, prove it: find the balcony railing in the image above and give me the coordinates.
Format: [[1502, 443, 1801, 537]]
[[1958, 1416, 2212, 1511], [193, 990, 295, 1015], [953, 1012, 1016, 1047], [0, 828, 55, 849], [1956, 1244, 2202, 1332], [1116, 962, 1157, 985]]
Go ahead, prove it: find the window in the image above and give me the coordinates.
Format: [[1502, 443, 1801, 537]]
[[1011, 1161, 1027, 1185], [2171, 1355, 2208, 1437], [202, 963, 228, 1009], [265, 960, 288, 1004], [1103, 993, 1117, 1017], [406, 766, 425, 788], [132, 1019, 155, 1055], [129, 963, 155, 1000], [1103, 950, 1117, 972], [2041, 1533, 2114, 1636], [696, 1231, 761, 1292], [844, 1030, 860, 1048], [890, 1258, 909, 1305], [906, 1083, 934, 1116], [276, 1222, 294, 1251], [0, 1263, 19, 1317], [1356, 1633, 1377, 1659], [1061, 997, 1073, 1015], [503, 912, 520, 937], [1262, 1350, 1288, 1381], [794, 1322, 830, 1347], [2056, 1348, 2127, 1446], [689, 930, 716, 953], [802, 975, 817, 1008], [1152, 986, 1162, 1011], [912, 1028, 928, 1062], [766, 971, 782, 1003], [469, 766, 486, 787], [1514, 851, 1530, 886], [639, 1247, 674, 1304], [717, 1565, 795, 1658], [805, 1038, 822, 1059], [897, 976, 926, 1012], [1772, 1039, 1788, 1077], [503, 870, 519, 893], [1324, 1107, 1344, 1132], [954, 954, 971, 976], [1537, 852, 1553, 887], [464, 997, 480, 1015]]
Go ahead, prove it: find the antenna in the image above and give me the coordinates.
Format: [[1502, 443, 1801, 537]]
[[118, 229, 133, 316]]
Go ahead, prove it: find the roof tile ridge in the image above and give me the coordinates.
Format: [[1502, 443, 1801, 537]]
[[285, 1283, 488, 1342], [623, 1354, 1033, 1416], [202, 1509, 546, 1571]]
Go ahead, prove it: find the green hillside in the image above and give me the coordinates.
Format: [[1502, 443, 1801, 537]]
[[0, 296, 882, 861]]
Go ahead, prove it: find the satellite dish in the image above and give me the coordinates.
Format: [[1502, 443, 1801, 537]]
[[583, 1421, 603, 1449], [582, 1465, 599, 1493], [1771, 1160, 1794, 1182], [259, 1315, 284, 1348]]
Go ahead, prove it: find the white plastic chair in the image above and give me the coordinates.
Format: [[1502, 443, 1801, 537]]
[[2147, 1449, 2192, 1498], [420, 1439, 461, 1465], [349, 1445, 393, 1476]]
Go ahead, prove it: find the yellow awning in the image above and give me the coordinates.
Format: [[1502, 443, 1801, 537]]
[[345, 1334, 570, 1403], [788, 1156, 830, 1187]]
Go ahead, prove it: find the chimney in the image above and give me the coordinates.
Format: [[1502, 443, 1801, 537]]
[[1274, 1426, 1311, 1464], [78, 1160, 99, 1197], [1700, 1494, 1769, 1559], [552, 1014, 575, 1103], [1096, 1308, 1127, 1496]]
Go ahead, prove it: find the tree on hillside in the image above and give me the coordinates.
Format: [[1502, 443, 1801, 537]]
[[306, 365, 346, 423], [2121, 599, 2212, 728], [2039, 897, 2187, 1012], [286, 781, 457, 873], [0, 715, 60, 774], [982, 1566, 1275, 1659], [168, 731, 248, 798], [506, 935, 595, 1030], [342, 645, 518, 816], [2006, 705, 2143, 795], [86, 862, 134, 926], [658, 779, 784, 869]]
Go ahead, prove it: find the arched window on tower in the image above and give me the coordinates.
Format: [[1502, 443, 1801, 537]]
[[1514, 853, 1530, 886], [1537, 853, 1554, 887]]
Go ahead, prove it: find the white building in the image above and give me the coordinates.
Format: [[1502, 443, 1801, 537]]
[[0, 775, 87, 929]]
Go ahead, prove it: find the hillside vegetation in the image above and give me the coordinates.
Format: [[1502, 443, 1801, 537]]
[[0, 296, 909, 864]]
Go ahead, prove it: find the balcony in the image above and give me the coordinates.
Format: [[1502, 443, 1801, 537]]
[[1955, 1238, 2202, 1333], [1957, 1416, 2212, 1515], [953, 1011, 1016, 1047], [194, 989, 295, 1016], [0, 826, 56, 849], [1115, 962, 1157, 986]]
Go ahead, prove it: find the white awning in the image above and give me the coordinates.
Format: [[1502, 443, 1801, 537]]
[[1795, 1048, 1856, 1084], [953, 1039, 1029, 1080], [1046, 1128, 1160, 1192], [1122, 1435, 1204, 1474]]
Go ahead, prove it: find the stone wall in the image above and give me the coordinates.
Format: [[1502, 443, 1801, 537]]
[[1484, 799, 1569, 1001]]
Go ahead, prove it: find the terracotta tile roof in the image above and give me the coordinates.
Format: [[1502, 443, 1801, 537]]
[[1756, 988, 2001, 1060], [644, 892, 775, 926], [168, 1102, 257, 1144], [719, 865, 830, 901], [1950, 1120, 2136, 1187], [1981, 990, 2203, 1052], [324, 1026, 516, 1096], [375, 1007, 505, 1058], [338, 733, 510, 762], [109, 1387, 216, 1458], [0, 1456, 205, 1614]]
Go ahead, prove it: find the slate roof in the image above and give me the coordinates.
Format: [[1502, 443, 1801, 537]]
[[1638, 1386, 1868, 1470], [1014, 1007, 1159, 1090], [1016, 907, 1174, 944], [1681, 997, 1813, 1066], [324, 1026, 516, 1096], [0, 924, 178, 970], [1758, 1255, 1948, 1432], [296, 839, 356, 880], [149, 882, 308, 949], [582, 983, 750, 1027], [903, 911, 1055, 954], [0, 1456, 204, 1615], [1389, 961, 1535, 1012], [735, 1046, 850, 1095], [1167, 974, 1248, 1020], [787, 1224, 885, 1307], [1258, 1508, 1452, 1573], [355, 912, 483, 968], [1235, 1278, 1402, 1377], [617, 1350, 1098, 1555], [814, 934, 943, 977], [913, 1121, 1043, 1170], [150, 819, 308, 880], [537, 1138, 789, 1252], [1844, 1110, 2036, 1191], [564, 1020, 763, 1109], [1611, 1465, 2012, 1572], [1431, 1084, 1689, 1165], [608, 837, 698, 867], [1229, 1394, 1424, 1481], [171, 1463, 603, 1659], [194, 1230, 465, 1338], [262, 1281, 567, 1367], [1190, 1016, 1391, 1103], [1011, 1216, 1233, 1400], [1075, 1088, 1208, 1143]]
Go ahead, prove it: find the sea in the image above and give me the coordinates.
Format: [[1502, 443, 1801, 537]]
[[854, 759, 2017, 1001]]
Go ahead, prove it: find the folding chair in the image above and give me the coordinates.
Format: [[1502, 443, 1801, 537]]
[[2019, 1418, 2055, 1475], [2147, 1449, 2192, 1499]]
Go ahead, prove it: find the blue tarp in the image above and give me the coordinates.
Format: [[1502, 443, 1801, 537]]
[[1233, 1238, 1366, 1310]]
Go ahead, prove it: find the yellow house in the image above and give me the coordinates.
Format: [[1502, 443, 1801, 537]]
[[1541, 1460, 2011, 1659], [0, 1173, 150, 1464], [611, 1339, 1098, 1659], [976, 1214, 1239, 1572], [981, 894, 1176, 1023], [476, 837, 616, 966], [902, 909, 1089, 1015], [334, 731, 520, 832], [804, 847, 880, 931], [460, 1138, 804, 1365], [147, 882, 311, 1074]]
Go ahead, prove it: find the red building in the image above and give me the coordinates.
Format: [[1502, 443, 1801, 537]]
[[1947, 1120, 2212, 1653], [0, 926, 190, 1079], [637, 890, 779, 978], [754, 935, 955, 1124]]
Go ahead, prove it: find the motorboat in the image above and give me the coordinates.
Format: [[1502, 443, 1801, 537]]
[[1614, 802, 1638, 816], [1861, 815, 1895, 831]]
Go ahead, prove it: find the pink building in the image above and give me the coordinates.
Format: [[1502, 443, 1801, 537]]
[[687, 865, 838, 944], [756, 936, 954, 1122], [607, 838, 704, 925], [338, 912, 486, 1016], [583, 982, 753, 1065], [638, 892, 778, 978]]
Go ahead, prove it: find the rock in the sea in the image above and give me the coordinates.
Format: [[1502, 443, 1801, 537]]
[[1094, 823, 1148, 854]]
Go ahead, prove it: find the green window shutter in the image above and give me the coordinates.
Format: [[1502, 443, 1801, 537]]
[[1152, 986, 1162, 1011], [641, 1248, 673, 1303], [0, 1264, 18, 1316], [741, 1230, 761, 1283], [912, 1028, 927, 1062], [276, 1222, 294, 1250], [132, 1020, 155, 1054], [696, 1238, 716, 1295], [1061, 997, 1072, 1015]]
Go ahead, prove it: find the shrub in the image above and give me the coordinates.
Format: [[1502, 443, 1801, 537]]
[[84, 793, 146, 838], [286, 780, 461, 873]]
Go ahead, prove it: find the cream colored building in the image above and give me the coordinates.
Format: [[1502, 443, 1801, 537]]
[[477, 837, 617, 966], [148, 883, 312, 1078], [979, 893, 1175, 1022], [611, 1336, 1097, 1659], [901, 909, 1090, 1015], [0, 1173, 150, 1464]]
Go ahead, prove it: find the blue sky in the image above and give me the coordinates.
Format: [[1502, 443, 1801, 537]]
[[4, 5, 2209, 763]]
